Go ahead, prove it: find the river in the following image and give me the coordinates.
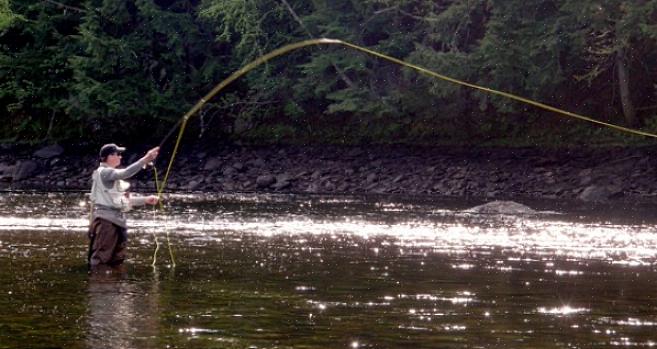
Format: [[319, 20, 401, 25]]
[[1, 192, 657, 348]]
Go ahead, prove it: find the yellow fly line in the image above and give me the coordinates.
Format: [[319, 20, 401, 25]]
[[150, 37, 657, 266], [156, 38, 657, 196]]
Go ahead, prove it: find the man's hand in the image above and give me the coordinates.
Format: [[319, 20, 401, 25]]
[[144, 195, 159, 205], [143, 146, 160, 163]]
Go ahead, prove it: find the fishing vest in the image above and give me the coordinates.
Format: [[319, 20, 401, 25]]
[[90, 167, 132, 212]]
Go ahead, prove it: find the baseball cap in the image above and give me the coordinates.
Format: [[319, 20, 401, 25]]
[[99, 143, 126, 159]]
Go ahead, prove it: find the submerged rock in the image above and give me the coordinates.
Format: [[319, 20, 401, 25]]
[[465, 200, 536, 214]]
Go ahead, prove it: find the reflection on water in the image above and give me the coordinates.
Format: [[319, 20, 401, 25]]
[[86, 266, 161, 349], [1, 192, 657, 348]]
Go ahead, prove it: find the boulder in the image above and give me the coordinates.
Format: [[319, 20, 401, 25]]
[[222, 166, 237, 176], [276, 173, 292, 183], [578, 185, 623, 202], [0, 163, 13, 174], [33, 144, 64, 159], [186, 180, 201, 191], [272, 180, 291, 190], [466, 200, 536, 214], [251, 158, 266, 168], [232, 162, 245, 172], [12, 160, 39, 181], [256, 175, 276, 188], [203, 158, 222, 171]]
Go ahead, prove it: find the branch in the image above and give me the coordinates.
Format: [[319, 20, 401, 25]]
[[278, 0, 356, 88], [637, 104, 657, 111], [42, 0, 87, 13]]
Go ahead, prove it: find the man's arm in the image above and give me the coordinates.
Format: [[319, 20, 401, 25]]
[[101, 147, 159, 182], [129, 194, 159, 207], [101, 158, 147, 182]]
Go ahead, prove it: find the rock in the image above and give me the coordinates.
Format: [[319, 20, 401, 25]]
[[365, 182, 378, 191], [232, 162, 245, 172], [33, 144, 64, 159], [12, 160, 39, 181], [186, 180, 201, 191], [466, 200, 536, 214], [276, 173, 292, 183], [222, 181, 236, 191], [305, 183, 320, 192], [324, 181, 336, 191], [578, 185, 623, 202], [579, 168, 592, 177], [272, 180, 290, 190], [256, 175, 276, 188], [223, 167, 237, 176], [251, 158, 266, 168], [347, 148, 364, 158], [0, 163, 13, 174], [203, 158, 222, 171], [337, 183, 350, 191]]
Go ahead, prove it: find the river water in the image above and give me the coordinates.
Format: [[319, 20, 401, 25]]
[[1, 192, 657, 348]]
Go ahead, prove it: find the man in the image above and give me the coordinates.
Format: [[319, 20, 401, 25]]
[[88, 143, 160, 267]]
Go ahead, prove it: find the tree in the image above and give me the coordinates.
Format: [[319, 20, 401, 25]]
[[69, 0, 225, 142], [0, 0, 20, 30], [557, 1, 657, 127], [0, 0, 81, 142]]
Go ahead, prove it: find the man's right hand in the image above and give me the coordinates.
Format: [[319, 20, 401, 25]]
[[143, 146, 160, 163], [144, 195, 159, 205]]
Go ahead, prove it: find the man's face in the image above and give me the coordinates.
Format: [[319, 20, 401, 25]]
[[106, 152, 122, 168]]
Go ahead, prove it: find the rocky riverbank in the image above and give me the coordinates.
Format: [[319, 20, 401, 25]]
[[1, 143, 657, 203]]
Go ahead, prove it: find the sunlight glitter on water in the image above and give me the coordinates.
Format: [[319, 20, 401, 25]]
[[1, 211, 657, 261], [4, 193, 657, 349], [537, 306, 589, 315]]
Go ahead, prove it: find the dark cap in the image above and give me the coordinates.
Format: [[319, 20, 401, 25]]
[[99, 143, 126, 159]]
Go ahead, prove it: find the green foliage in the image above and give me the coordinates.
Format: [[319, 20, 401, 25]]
[[1, 0, 657, 146], [0, 0, 20, 30], [67, 0, 228, 142], [0, 0, 80, 142]]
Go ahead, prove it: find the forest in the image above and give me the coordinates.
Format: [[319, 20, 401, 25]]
[[1, 0, 657, 147]]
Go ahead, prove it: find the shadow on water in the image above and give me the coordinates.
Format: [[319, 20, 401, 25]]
[[2, 192, 657, 348]]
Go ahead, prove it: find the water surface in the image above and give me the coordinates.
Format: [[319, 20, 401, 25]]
[[1, 192, 657, 348]]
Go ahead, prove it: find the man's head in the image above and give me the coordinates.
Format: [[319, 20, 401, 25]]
[[99, 143, 126, 167]]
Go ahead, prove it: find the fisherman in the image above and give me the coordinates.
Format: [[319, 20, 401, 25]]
[[88, 143, 160, 268]]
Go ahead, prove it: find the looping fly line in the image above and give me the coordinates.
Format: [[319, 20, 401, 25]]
[[155, 37, 657, 198], [147, 37, 657, 266]]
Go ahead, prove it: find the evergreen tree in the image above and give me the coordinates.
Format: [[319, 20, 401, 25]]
[[556, 0, 657, 127], [69, 0, 225, 143], [1, 0, 656, 145], [0, 0, 81, 142]]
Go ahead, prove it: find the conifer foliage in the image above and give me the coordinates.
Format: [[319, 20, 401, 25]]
[[1, 0, 657, 145]]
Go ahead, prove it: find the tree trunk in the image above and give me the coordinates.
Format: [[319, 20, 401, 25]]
[[616, 47, 638, 126]]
